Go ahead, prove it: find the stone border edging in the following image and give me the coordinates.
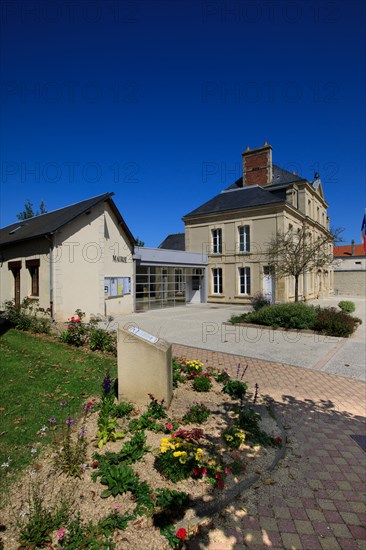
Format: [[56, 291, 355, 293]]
[[175, 401, 287, 532]]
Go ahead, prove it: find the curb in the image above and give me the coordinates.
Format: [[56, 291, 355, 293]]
[[175, 401, 287, 532]]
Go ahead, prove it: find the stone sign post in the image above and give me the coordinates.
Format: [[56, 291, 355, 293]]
[[117, 324, 172, 407]]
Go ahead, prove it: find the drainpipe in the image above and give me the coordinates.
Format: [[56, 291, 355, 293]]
[[45, 234, 55, 321], [351, 239, 355, 256]]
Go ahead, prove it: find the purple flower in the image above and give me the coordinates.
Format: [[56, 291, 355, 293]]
[[79, 427, 87, 437], [48, 417, 56, 423], [65, 417, 75, 426], [59, 400, 68, 408], [84, 402, 93, 411], [102, 371, 112, 395]]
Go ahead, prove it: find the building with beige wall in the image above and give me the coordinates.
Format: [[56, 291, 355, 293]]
[[333, 243, 366, 296], [181, 143, 333, 304], [0, 193, 136, 321]]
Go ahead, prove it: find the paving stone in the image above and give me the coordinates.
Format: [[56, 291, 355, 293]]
[[316, 498, 337, 511], [281, 532, 303, 549], [294, 519, 315, 535], [348, 524, 366, 539], [319, 537, 342, 550], [306, 510, 326, 523], [172, 345, 366, 550], [299, 534, 322, 549], [278, 518, 299, 534], [243, 529, 264, 546], [328, 522, 353, 538], [274, 507, 292, 519], [262, 530, 282, 547], [339, 511, 363, 525]]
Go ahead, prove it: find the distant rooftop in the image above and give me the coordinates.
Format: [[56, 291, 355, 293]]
[[159, 233, 185, 251]]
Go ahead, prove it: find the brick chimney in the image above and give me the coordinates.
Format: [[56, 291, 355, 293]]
[[242, 142, 272, 187]]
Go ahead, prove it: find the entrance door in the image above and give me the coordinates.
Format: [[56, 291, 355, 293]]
[[189, 275, 201, 303], [263, 267, 274, 303]]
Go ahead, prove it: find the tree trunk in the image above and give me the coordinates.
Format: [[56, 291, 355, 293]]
[[294, 275, 299, 303]]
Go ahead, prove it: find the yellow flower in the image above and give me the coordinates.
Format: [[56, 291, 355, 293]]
[[160, 437, 175, 453], [225, 435, 233, 442], [173, 451, 183, 457], [179, 451, 187, 464], [195, 448, 204, 461]]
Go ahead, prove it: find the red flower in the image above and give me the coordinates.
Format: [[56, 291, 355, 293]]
[[166, 423, 173, 431], [92, 460, 99, 468], [215, 472, 222, 479], [217, 480, 224, 489], [276, 437, 282, 444], [201, 467, 207, 475], [176, 528, 187, 541], [224, 467, 231, 475]]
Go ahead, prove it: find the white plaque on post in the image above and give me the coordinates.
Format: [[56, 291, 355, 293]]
[[117, 324, 172, 407]]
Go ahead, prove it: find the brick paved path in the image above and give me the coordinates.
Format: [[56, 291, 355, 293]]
[[173, 345, 366, 550]]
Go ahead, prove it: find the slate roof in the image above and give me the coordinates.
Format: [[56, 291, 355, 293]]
[[334, 244, 366, 257], [183, 164, 308, 219], [183, 185, 284, 219], [225, 164, 304, 191], [159, 233, 185, 251], [0, 193, 136, 247]]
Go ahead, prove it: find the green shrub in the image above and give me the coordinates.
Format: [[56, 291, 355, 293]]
[[111, 400, 134, 418], [192, 375, 212, 392], [183, 402, 211, 424], [228, 313, 247, 324], [241, 302, 317, 330], [338, 300, 356, 313], [251, 292, 270, 311], [4, 298, 51, 335], [222, 379, 248, 400], [89, 328, 116, 353], [172, 359, 186, 388], [313, 307, 359, 337]]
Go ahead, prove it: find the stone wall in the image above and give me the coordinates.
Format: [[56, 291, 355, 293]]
[[334, 270, 366, 296]]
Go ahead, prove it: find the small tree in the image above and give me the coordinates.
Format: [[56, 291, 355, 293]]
[[16, 199, 47, 220], [135, 237, 144, 247], [266, 223, 342, 302]]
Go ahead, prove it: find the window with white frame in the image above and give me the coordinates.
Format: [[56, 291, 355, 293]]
[[212, 268, 223, 294], [212, 228, 222, 254], [239, 267, 251, 295], [238, 225, 250, 253]]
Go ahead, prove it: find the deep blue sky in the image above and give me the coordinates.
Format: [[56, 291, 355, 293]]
[[1, 0, 365, 246]]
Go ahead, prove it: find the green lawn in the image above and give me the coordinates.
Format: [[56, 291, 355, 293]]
[[0, 329, 117, 501]]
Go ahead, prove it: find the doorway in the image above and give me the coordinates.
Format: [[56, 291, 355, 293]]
[[263, 267, 274, 303]]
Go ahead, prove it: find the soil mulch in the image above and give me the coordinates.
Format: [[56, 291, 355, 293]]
[[0, 371, 282, 549]]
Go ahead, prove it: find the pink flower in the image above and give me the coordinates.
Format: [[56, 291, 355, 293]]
[[112, 502, 121, 512], [276, 437, 282, 444], [166, 423, 173, 431], [224, 467, 231, 475], [57, 527, 66, 540]]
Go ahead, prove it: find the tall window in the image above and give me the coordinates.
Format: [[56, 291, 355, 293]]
[[212, 228, 222, 254], [26, 259, 40, 296], [238, 226, 250, 253], [239, 267, 251, 295], [212, 268, 223, 294]]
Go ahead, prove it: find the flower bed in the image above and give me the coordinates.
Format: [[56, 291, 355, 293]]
[[1, 360, 283, 549]]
